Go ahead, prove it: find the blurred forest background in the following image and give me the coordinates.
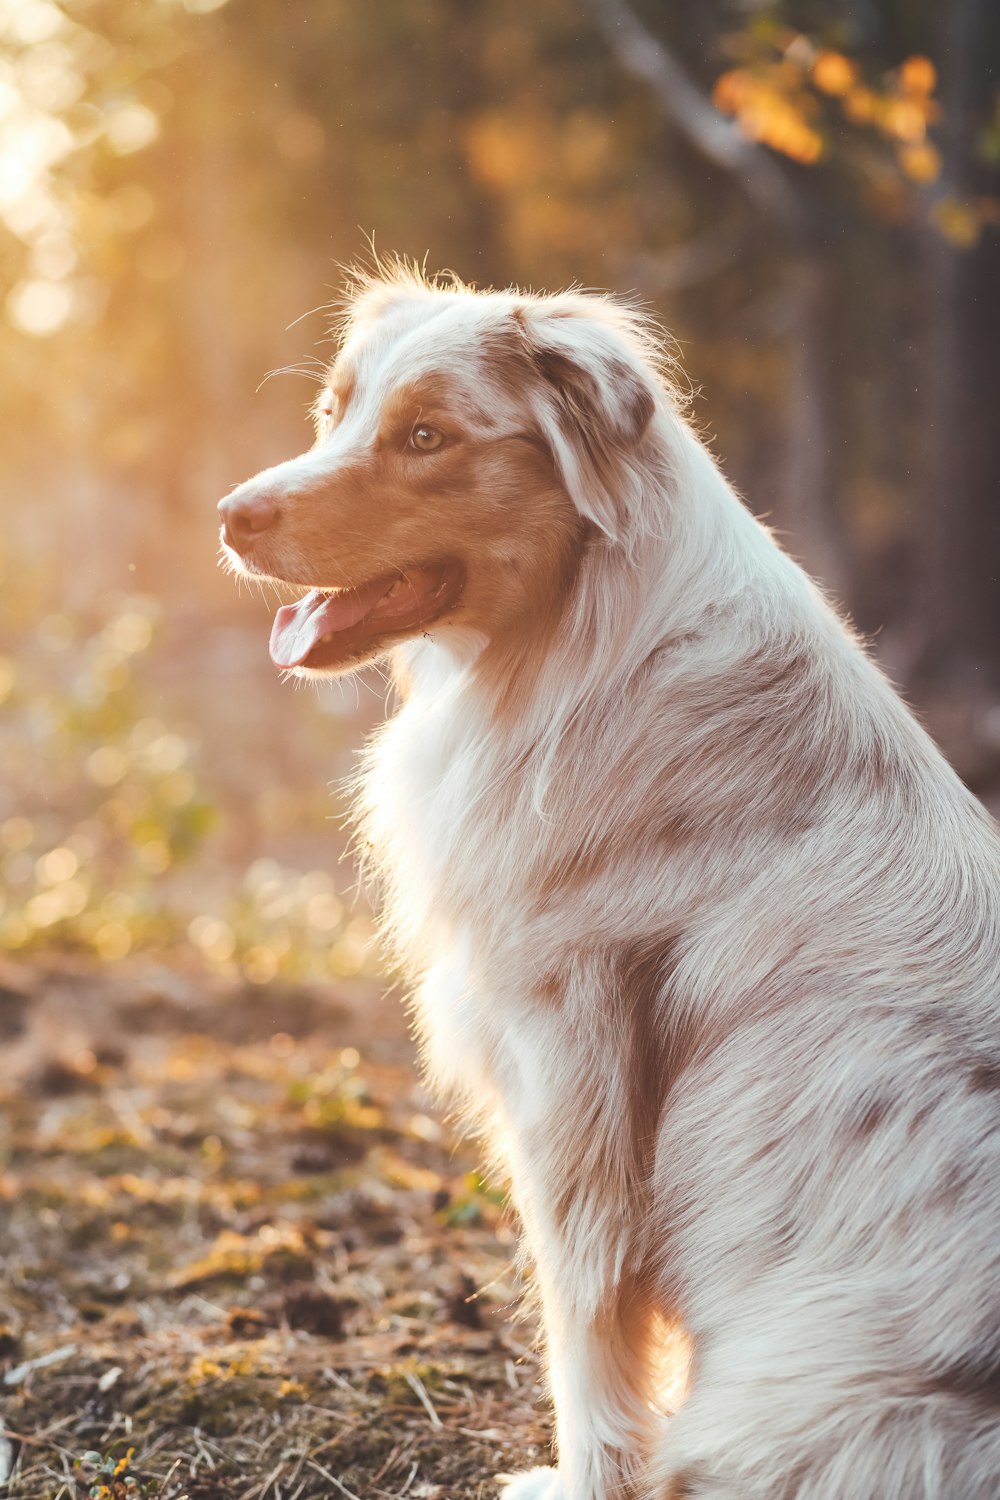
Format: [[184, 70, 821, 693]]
[[1, 0, 999, 975], [1, 3, 999, 1495]]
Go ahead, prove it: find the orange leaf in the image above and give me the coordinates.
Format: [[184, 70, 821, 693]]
[[812, 51, 856, 97], [881, 98, 927, 144], [898, 142, 941, 183], [712, 69, 751, 115], [842, 86, 878, 125], [900, 56, 937, 95]]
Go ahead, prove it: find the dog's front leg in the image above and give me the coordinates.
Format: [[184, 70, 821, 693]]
[[501, 1168, 659, 1499], [503, 1266, 656, 1500]]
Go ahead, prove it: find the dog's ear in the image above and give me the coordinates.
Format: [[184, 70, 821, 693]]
[[512, 303, 656, 543]]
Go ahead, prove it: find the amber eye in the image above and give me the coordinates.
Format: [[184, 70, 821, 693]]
[[410, 424, 444, 453]]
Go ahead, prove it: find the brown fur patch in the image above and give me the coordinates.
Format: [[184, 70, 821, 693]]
[[667, 1468, 711, 1499], [925, 1353, 1000, 1409], [533, 939, 683, 1240], [616, 939, 685, 1151], [968, 1061, 1000, 1093], [852, 1091, 894, 1137]]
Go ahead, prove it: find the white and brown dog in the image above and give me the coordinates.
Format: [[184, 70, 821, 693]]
[[219, 266, 1000, 1499]]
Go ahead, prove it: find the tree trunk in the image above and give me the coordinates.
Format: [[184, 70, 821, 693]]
[[782, 251, 849, 603], [916, 0, 1000, 703]]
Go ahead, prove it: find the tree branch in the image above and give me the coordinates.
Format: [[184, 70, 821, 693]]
[[585, 0, 805, 233], [624, 221, 746, 292]]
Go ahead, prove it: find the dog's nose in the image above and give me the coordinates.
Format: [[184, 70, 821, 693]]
[[218, 489, 278, 550]]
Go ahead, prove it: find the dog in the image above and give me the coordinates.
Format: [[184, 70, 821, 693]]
[[219, 265, 1000, 1499]]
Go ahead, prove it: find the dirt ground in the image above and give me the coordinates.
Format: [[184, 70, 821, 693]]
[[0, 957, 551, 1499]]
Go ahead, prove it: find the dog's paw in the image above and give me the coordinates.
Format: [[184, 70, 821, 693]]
[[497, 1467, 564, 1500]]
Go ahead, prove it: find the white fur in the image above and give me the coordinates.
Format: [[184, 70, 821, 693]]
[[226, 272, 1000, 1499]]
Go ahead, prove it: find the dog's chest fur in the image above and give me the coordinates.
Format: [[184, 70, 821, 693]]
[[360, 660, 561, 1103]]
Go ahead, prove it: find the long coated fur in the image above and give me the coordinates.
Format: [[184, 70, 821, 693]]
[[220, 264, 1000, 1499]]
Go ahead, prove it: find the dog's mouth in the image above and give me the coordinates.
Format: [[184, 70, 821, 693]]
[[268, 560, 465, 671]]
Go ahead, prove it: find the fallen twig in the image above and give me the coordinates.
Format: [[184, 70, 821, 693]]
[[403, 1371, 443, 1429], [306, 1459, 363, 1500], [3, 1344, 77, 1387]]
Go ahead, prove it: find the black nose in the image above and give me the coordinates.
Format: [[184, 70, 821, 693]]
[[218, 489, 278, 550]]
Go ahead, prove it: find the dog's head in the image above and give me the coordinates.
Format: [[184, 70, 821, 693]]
[[219, 268, 664, 676]]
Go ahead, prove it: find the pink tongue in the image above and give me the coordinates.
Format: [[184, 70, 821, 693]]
[[269, 580, 392, 668]]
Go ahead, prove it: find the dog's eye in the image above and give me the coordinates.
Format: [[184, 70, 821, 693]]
[[410, 425, 444, 453]]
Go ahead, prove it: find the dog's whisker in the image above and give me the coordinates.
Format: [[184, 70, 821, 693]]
[[255, 365, 328, 393], [285, 299, 338, 332]]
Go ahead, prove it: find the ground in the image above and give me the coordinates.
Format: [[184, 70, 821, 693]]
[[0, 957, 551, 1499]]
